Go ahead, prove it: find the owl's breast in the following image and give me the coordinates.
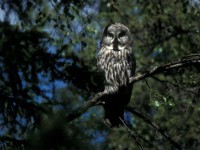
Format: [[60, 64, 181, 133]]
[[104, 45, 113, 50], [118, 45, 126, 51]]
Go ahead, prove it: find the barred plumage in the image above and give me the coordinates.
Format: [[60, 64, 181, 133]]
[[97, 23, 136, 127]]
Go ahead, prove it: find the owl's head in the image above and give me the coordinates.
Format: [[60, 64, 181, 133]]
[[100, 23, 132, 50]]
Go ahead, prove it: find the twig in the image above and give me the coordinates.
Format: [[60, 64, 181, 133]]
[[119, 117, 144, 150], [151, 76, 200, 96], [171, 82, 200, 96], [125, 106, 182, 150]]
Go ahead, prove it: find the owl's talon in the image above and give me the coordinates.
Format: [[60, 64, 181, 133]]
[[96, 100, 106, 105], [104, 119, 112, 128]]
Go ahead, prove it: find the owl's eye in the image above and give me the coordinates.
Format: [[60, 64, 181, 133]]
[[118, 31, 126, 38], [107, 32, 114, 38]]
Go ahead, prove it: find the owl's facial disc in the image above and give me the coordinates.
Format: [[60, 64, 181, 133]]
[[101, 23, 132, 51]]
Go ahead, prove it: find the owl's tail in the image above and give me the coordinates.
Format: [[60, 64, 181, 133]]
[[103, 100, 125, 127], [103, 85, 133, 127]]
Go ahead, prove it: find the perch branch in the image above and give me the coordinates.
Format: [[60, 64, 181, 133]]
[[66, 92, 107, 122], [66, 54, 200, 122]]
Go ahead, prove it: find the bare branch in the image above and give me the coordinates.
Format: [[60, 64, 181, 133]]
[[125, 106, 182, 150], [130, 54, 200, 84], [119, 117, 144, 150]]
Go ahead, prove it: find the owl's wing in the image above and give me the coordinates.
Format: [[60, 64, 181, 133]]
[[96, 50, 104, 71]]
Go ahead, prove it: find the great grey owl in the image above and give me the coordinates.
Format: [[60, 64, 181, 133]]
[[97, 23, 136, 127]]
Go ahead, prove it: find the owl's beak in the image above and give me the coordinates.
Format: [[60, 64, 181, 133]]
[[113, 37, 119, 51]]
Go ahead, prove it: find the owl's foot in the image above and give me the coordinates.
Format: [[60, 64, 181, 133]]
[[104, 119, 112, 128], [104, 118, 122, 128]]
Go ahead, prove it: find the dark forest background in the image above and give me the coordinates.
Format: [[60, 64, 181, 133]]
[[0, 0, 200, 149]]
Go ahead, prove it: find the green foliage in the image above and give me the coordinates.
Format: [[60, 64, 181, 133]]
[[0, 0, 200, 149]]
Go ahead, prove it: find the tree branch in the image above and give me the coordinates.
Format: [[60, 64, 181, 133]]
[[125, 106, 182, 150], [130, 54, 200, 84], [66, 54, 200, 123], [119, 117, 144, 150], [66, 92, 107, 122]]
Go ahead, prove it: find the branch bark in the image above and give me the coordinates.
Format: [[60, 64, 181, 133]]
[[66, 54, 200, 122], [129, 54, 200, 84]]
